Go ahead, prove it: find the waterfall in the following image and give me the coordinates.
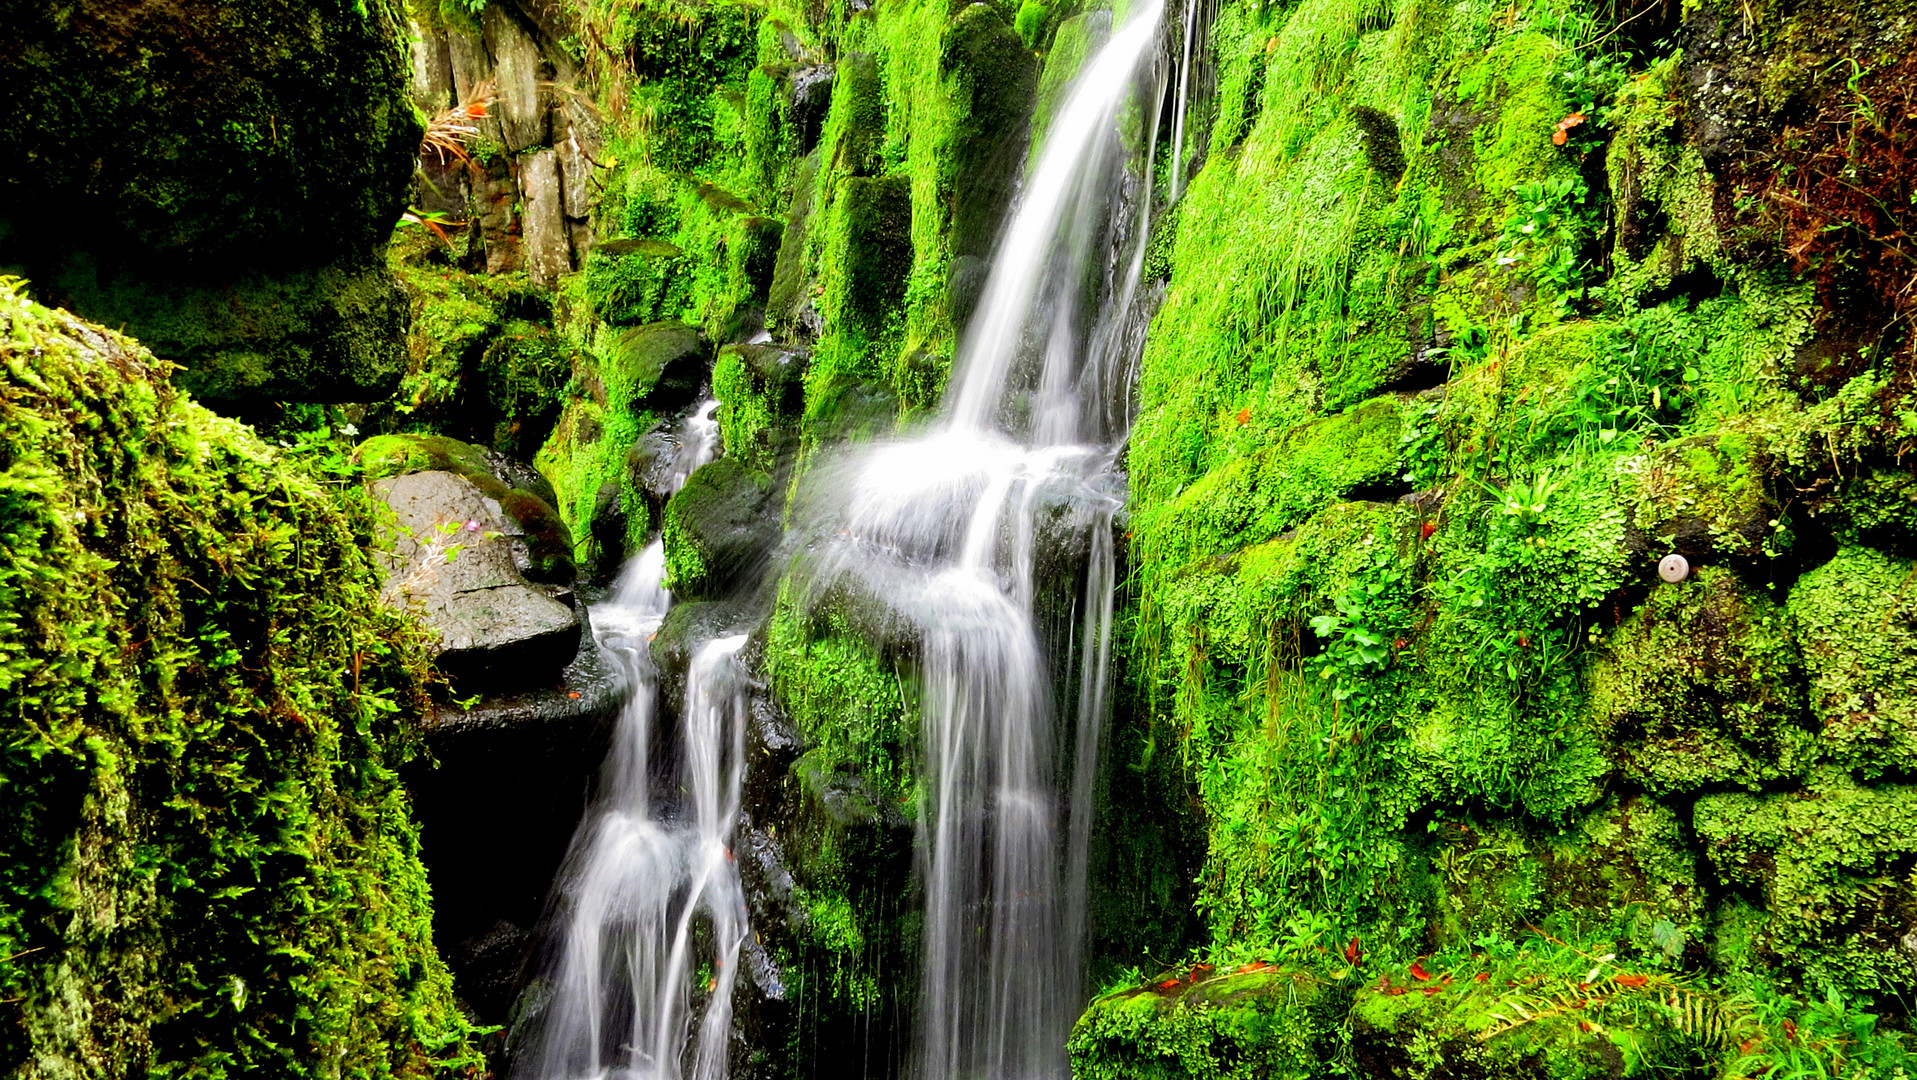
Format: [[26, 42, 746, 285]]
[[795, 4, 1175, 1076], [517, 401, 751, 1080]]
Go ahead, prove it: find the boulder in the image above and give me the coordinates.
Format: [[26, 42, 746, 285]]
[[375, 469, 579, 690], [662, 457, 779, 601], [357, 432, 575, 583], [0, 0, 422, 408]]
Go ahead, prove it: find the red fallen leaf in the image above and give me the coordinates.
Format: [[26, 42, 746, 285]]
[[1614, 973, 1648, 988], [1236, 407, 1252, 425], [1157, 979, 1182, 990], [568, 691, 582, 699], [1409, 961, 1433, 982], [1236, 961, 1277, 974], [1474, 972, 1490, 983], [1783, 1019, 1798, 1042], [1344, 937, 1363, 965], [1384, 986, 1408, 996], [1552, 129, 1569, 146], [1561, 112, 1587, 129], [1421, 986, 1443, 996], [1579, 1021, 1594, 1033], [466, 103, 489, 118], [1420, 519, 1438, 540]]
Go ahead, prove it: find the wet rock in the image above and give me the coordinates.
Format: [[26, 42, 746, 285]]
[[608, 321, 710, 416], [375, 469, 579, 690], [942, 2, 1040, 259], [787, 64, 835, 155], [412, 610, 624, 1025], [358, 432, 575, 583]]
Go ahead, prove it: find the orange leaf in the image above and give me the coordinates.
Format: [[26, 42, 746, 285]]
[[1344, 937, 1363, 965], [1409, 961, 1433, 982], [1383, 986, 1407, 996], [1236, 407, 1252, 425], [1613, 974, 1648, 988], [1474, 972, 1490, 983], [1552, 129, 1569, 146], [1157, 979, 1182, 990]]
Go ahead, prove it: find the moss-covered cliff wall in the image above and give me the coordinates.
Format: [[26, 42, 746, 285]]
[[1081, 0, 1917, 1072]]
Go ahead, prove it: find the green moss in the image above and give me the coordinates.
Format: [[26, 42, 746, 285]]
[[1789, 547, 1917, 780], [0, 0, 422, 407], [0, 283, 476, 1076], [1694, 770, 1917, 1000], [1069, 970, 1333, 1080], [1589, 567, 1811, 794], [660, 456, 774, 599]]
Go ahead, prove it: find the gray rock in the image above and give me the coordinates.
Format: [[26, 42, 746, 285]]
[[410, 18, 456, 111], [376, 470, 579, 689], [521, 148, 571, 287], [557, 133, 595, 221], [484, 5, 549, 152]]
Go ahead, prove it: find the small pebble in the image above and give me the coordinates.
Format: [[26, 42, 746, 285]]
[[1658, 554, 1689, 583]]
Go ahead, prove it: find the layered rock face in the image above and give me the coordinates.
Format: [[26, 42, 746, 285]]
[[0, 0, 422, 408]]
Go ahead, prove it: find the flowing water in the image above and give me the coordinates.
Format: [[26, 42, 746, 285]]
[[518, 402, 752, 1080], [794, 5, 1174, 1077]]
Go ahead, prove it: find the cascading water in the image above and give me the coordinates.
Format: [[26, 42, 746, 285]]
[[518, 401, 754, 1080], [793, 5, 1178, 1077]]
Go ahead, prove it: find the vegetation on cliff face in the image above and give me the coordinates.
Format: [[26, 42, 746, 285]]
[[1087, 0, 1917, 1070], [0, 280, 478, 1078]]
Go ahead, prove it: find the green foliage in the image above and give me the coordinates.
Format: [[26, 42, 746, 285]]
[[0, 282, 478, 1077]]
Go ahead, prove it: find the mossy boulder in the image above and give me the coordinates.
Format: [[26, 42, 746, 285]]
[[1625, 432, 1776, 569], [662, 456, 777, 601], [714, 342, 809, 473], [1351, 955, 1714, 1080], [356, 432, 574, 583], [0, 283, 474, 1075], [1589, 567, 1812, 793], [0, 0, 422, 408], [1789, 547, 1917, 779], [1069, 969, 1333, 1080]]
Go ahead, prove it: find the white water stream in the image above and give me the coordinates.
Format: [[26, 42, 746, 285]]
[[797, 5, 1172, 1077], [519, 402, 751, 1080]]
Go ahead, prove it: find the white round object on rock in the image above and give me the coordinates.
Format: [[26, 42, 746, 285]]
[[1658, 553, 1690, 583]]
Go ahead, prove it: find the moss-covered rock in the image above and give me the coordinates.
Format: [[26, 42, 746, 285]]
[[1589, 567, 1811, 793], [1070, 969, 1334, 1080], [0, 0, 422, 407], [0, 282, 475, 1076], [714, 342, 809, 473], [356, 432, 574, 583], [661, 456, 776, 600], [941, 2, 1040, 259], [1789, 546, 1917, 780], [1694, 770, 1917, 998]]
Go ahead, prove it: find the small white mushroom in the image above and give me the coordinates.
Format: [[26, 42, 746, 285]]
[[1658, 554, 1690, 583]]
